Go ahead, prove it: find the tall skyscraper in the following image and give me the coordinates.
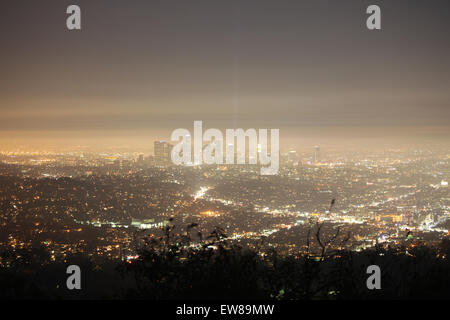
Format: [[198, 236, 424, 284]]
[[154, 141, 173, 166], [288, 150, 297, 164], [314, 146, 320, 163]]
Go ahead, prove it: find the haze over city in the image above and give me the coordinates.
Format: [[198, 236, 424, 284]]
[[1, 0, 449, 152], [0, 0, 449, 302]]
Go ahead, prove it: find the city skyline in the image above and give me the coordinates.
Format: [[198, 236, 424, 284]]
[[0, 1, 449, 302]]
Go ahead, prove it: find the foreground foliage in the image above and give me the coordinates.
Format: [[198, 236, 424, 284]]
[[1, 236, 449, 299]]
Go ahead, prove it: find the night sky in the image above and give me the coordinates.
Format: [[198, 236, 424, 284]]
[[1, 0, 449, 150]]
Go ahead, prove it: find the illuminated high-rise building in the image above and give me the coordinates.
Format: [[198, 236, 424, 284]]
[[314, 146, 320, 163], [288, 150, 297, 163], [154, 141, 173, 166]]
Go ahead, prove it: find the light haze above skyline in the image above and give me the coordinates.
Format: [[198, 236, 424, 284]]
[[1, 0, 449, 151]]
